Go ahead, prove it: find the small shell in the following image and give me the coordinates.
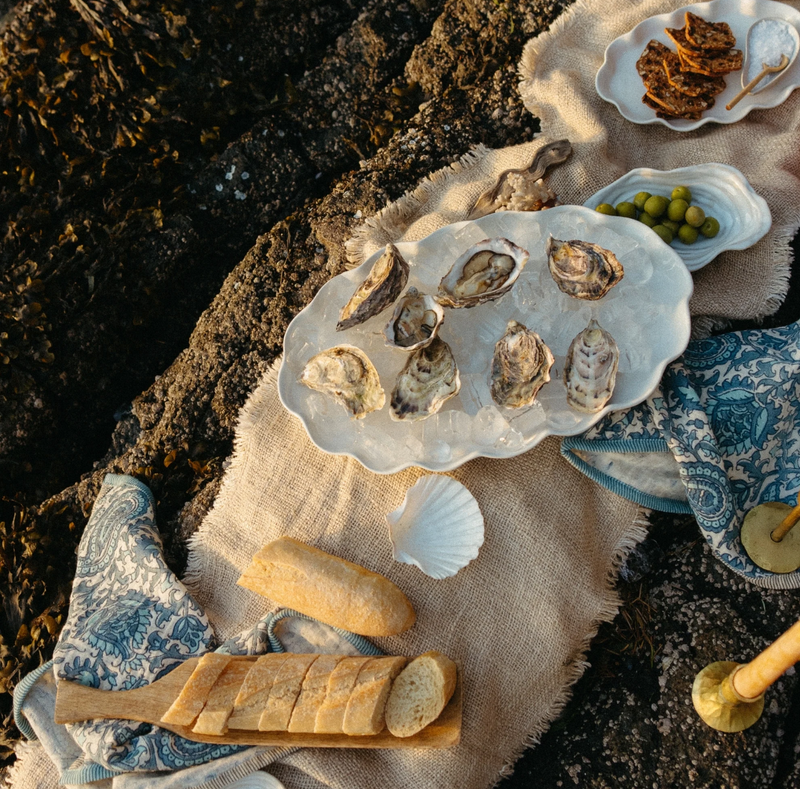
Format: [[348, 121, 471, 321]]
[[300, 345, 385, 419], [226, 773, 286, 789], [563, 319, 619, 413], [545, 236, 624, 300], [490, 320, 554, 409], [386, 475, 484, 579], [337, 243, 409, 331], [390, 337, 460, 422], [438, 237, 528, 308], [383, 287, 445, 351]]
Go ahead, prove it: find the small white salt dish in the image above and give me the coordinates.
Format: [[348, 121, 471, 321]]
[[743, 17, 800, 94], [386, 475, 484, 579]]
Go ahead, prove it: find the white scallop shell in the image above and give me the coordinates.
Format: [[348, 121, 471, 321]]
[[385, 475, 484, 579], [227, 772, 286, 789]]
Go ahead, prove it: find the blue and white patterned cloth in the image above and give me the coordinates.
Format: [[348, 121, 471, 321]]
[[13, 474, 377, 786], [562, 319, 800, 589]]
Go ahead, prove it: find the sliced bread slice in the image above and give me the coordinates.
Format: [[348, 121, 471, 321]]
[[160, 653, 232, 727], [314, 656, 372, 734], [227, 653, 288, 730], [287, 654, 345, 733], [258, 653, 318, 731], [342, 656, 407, 736], [384, 650, 457, 738], [192, 660, 253, 735]]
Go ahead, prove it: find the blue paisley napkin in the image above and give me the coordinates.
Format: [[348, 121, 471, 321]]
[[13, 474, 377, 787], [561, 319, 800, 589]]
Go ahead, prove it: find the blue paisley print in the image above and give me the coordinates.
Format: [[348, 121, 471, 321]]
[[570, 320, 800, 587]]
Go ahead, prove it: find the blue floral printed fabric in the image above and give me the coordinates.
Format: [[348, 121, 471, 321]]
[[562, 320, 800, 589], [50, 474, 248, 776]]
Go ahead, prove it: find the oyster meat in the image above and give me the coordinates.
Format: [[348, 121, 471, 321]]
[[383, 287, 445, 351], [546, 236, 624, 300], [300, 345, 385, 419], [438, 237, 528, 308], [390, 337, 460, 422], [563, 319, 619, 413], [467, 139, 572, 220], [337, 242, 409, 331], [490, 319, 554, 409]]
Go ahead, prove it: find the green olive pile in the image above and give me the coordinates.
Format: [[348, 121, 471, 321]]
[[595, 185, 720, 246]]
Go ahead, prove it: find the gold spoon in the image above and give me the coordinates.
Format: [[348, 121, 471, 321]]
[[726, 54, 790, 110]]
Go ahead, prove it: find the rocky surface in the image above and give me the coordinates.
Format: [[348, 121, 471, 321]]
[[2, 0, 800, 785]]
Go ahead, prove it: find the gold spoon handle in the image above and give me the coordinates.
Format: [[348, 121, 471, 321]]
[[772, 493, 800, 542], [726, 54, 790, 111]]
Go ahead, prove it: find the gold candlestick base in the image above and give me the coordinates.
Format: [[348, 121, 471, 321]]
[[692, 662, 764, 732], [740, 502, 800, 573]]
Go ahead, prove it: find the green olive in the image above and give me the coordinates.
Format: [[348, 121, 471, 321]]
[[667, 199, 689, 223], [633, 191, 652, 211], [616, 201, 637, 218], [671, 185, 692, 202], [595, 203, 617, 216], [643, 194, 669, 219], [662, 219, 681, 233], [652, 224, 674, 244], [677, 224, 699, 244], [700, 216, 720, 238], [684, 205, 706, 227], [638, 212, 658, 228]]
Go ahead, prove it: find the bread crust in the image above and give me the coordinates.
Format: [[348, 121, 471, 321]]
[[237, 537, 416, 636]]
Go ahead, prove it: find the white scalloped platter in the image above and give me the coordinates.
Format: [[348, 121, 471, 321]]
[[595, 0, 800, 131], [278, 206, 693, 474], [584, 163, 771, 272]]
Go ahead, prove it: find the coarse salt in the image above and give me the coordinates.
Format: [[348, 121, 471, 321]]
[[745, 19, 798, 85]]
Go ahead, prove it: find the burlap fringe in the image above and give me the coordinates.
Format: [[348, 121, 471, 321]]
[[344, 145, 491, 268], [494, 506, 651, 783]]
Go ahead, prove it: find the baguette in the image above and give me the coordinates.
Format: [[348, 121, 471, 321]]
[[258, 653, 318, 731], [160, 653, 231, 727], [228, 654, 287, 730], [238, 537, 416, 637], [342, 656, 407, 736], [192, 660, 253, 735], [314, 656, 372, 734], [288, 654, 345, 732], [384, 651, 457, 737]]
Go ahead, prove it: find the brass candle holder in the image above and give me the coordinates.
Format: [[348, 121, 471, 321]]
[[740, 493, 800, 574]]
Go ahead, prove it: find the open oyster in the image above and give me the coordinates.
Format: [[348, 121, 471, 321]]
[[545, 236, 624, 300], [337, 243, 409, 331], [390, 337, 460, 422], [564, 319, 619, 413], [490, 319, 554, 409], [438, 237, 528, 308], [300, 345, 385, 419], [383, 287, 445, 351], [467, 139, 572, 220]]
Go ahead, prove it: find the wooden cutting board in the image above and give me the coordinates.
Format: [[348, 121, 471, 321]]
[[54, 655, 462, 749]]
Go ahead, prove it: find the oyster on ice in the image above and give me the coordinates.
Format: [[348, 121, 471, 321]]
[[563, 319, 619, 413], [337, 242, 409, 331], [383, 287, 445, 351], [490, 319, 554, 409], [438, 237, 528, 308], [300, 345, 385, 419], [545, 236, 624, 300], [390, 337, 460, 422]]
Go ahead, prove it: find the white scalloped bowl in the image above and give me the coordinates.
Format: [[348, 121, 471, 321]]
[[584, 164, 771, 272]]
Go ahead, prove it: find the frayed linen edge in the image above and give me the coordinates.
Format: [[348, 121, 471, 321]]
[[493, 506, 652, 784], [344, 145, 491, 268], [183, 359, 282, 594]]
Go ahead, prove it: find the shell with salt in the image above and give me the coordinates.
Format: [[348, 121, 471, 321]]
[[385, 475, 484, 579]]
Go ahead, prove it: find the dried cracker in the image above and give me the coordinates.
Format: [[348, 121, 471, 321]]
[[685, 11, 736, 51]]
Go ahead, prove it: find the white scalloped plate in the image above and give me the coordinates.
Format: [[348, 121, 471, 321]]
[[584, 163, 771, 271], [278, 206, 693, 474], [596, 0, 800, 131]]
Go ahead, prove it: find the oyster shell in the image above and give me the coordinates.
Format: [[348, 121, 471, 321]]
[[337, 243, 409, 331], [564, 319, 619, 413], [546, 236, 624, 300], [490, 319, 554, 408], [438, 237, 528, 308], [467, 139, 573, 220], [383, 287, 445, 351], [386, 475, 484, 579], [300, 345, 385, 419], [390, 337, 460, 422]]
